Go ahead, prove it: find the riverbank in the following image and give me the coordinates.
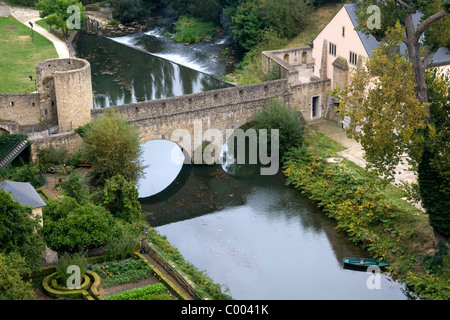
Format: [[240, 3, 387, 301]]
[[283, 124, 449, 300]]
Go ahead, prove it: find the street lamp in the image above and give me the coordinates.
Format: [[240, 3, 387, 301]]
[[29, 21, 34, 43]]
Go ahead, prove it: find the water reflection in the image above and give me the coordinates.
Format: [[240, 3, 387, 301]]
[[74, 33, 232, 109], [154, 176, 407, 300], [137, 140, 185, 198]]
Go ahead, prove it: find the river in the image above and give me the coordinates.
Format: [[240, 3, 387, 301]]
[[75, 16, 408, 300]]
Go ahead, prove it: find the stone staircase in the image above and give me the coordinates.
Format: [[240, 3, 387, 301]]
[[0, 139, 28, 169]]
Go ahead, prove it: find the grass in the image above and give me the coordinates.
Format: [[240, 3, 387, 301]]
[[173, 16, 217, 44], [286, 2, 346, 48], [0, 15, 58, 94]]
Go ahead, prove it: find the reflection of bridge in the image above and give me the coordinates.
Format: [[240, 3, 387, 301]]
[[92, 79, 291, 160]]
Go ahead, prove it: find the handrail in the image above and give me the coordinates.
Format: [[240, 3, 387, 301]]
[[0, 135, 28, 164]]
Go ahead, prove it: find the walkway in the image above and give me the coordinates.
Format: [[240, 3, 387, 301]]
[[7, 4, 70, 58], [308, 118, 423, 210]]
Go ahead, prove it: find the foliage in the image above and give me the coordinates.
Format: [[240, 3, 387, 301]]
[[229, 0, 264, 51], [43, 197, 123, 254], [173, 16, 216, 43], [416, 69, 450, 237], [334, 23, 428, 181], [55, 251, 87, 286], [111, 0, 146, 24], [103, 236, 139, 260], [59, 171, 90, 203], [39, 145, 68, 166], [0, 252, 35, 300], [106, 283, 169, 300], [252, 99, 304, 158], [102, 174, 142, 222], [36, 0, 87, 36], [92, 256, 153, 287], [0, 163, 45, 188], [79, 108, 144, 185], [282, 131, 449, 299], [0, 191, 45, 270], [147, 227, 231, 300]]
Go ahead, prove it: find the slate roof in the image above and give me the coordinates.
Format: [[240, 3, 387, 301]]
[[344, 3, 450, 66], [0, 180, 46, 208]]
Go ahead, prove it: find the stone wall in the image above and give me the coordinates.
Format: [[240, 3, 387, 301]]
[[290, 78, 331, 121], [29, 131, 82, 163], [0, 93, 42, 127], [36, 58, 93, 133]]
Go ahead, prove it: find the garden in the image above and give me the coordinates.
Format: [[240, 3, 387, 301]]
[[0, 110, 231, 301]]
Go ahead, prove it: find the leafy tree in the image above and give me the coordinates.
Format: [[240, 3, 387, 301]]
[[252, 99, 304, 157], [335, 23, 427, 179], [0, 191, 45, 270], [0, 253, 35, 300], [59, 171, 90, 203], [79, 108, 144, 185], [187, 0, 222, 23], [335, 23, 450, 237], [230, 0, 264, 51], [355, 0, 449, 104], [103, 174, 142, 222], [36, 0, 86, 37], [111, 0, 146, 24], [43, 197, 123, 254], [259, 0, 312, 39]]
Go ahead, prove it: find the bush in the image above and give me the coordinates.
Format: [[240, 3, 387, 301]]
[[252, 99, 304, 158], [0, 253, 35, 300], [55, 252, 88, 287], [39, 145, 68, 166], [0, 191, 45, 270], [0, 163, 45, 188], [103, 236, 139, 260], [43, 197, 123, 254], [173, 16, 216, 43], [59, 171, 90, 203]]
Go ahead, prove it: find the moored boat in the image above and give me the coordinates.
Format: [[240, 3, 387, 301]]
[[343, 257, 390, 270]]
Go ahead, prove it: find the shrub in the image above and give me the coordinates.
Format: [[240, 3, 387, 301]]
[[252, 99, 304, 158], [103, 236, 139, 260], [173, 16, 216, 43], [43, 198, 123, 254], [55, 252, 88, 287], [59, 171, 90, 203], [0, 253, 35, 300]]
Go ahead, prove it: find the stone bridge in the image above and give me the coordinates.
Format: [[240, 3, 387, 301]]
[[92, 79, 291, 161]]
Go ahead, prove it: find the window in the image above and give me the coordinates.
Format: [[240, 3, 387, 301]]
[[9, 101, 14, 106], [349, 51, 358, 66], [342, 27, 345, 37], [329, 42, 337, 56]]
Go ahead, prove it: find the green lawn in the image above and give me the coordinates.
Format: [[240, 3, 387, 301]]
[[0, 15, 58, 94]]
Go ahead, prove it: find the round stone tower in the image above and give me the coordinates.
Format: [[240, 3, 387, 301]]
[[36, 58, 93, 132]]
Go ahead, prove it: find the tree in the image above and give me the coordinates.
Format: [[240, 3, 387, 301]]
[[259, 0, 312, 39], [43, 197, 123, 254], [0, 253, 35, 300], [335, 23, 427, 179], [111, 0, 146, 24], [355, 0, 449, 105], [103, 174, 142, 222], [36, 0, 86, 37], [335, 23, 450, 238], [230, 0, 264, 51], [79, 108, 144, 185], [253, 98, 304, 157], [0, 191, 45, 270]]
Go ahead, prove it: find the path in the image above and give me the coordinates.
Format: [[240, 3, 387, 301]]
[[308, 118, 423, 210], [6, 4, 70, 58], [0, 1, 10, 17]]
